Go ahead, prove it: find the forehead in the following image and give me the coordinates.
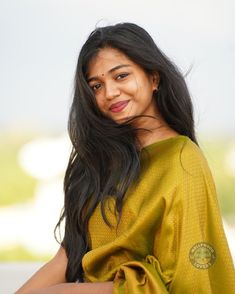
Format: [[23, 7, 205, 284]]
[[87, 47, 133, 76]]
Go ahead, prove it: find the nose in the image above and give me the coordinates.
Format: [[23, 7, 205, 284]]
[[105, 81, 121, 100]]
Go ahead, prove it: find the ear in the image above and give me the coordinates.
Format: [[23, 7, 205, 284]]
[[151, 72, 160, 91]]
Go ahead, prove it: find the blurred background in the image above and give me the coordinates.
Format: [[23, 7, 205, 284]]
[[0, 0, 234, 292]]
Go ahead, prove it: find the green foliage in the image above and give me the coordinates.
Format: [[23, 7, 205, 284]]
[[200, 137, 235, 217], [0, 133, 37, 206], [0, 245, 52, 262]]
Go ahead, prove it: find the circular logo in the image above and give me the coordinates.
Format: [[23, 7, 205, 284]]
[[189, 242, 216, 269]]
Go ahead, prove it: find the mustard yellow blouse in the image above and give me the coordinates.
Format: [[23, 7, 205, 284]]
[[82, 135, 235, 293]]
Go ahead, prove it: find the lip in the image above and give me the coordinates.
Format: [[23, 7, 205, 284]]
[[109, 100, 129, 113]]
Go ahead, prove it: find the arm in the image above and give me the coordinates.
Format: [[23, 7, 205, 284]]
[[15, 246, 67, 294], [154, 147, 235, 293], [16, 246, 113, 294], [24, 282, 113, 294]]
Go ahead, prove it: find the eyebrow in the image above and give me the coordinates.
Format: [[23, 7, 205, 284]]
[[87, 64, 131, 83]]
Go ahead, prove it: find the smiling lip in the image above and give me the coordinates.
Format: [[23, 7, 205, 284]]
[[109, 100, 129, 113]]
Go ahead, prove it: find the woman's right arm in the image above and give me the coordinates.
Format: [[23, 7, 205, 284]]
[[15, 246, 68, 294]]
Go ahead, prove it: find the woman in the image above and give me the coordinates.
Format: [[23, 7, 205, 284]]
[[16, 22, 235, 293]]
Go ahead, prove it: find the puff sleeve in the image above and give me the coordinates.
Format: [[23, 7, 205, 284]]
[[151, 144, 235, 293]]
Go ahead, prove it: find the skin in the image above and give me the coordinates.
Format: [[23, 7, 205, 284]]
[[16, 47, 178, 294], [15, 246, 112, 294], [87, 47, 178, 147]]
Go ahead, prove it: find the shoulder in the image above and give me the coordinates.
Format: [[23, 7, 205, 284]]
[[179, 137, 212, 178], [140, 135, 214, 184], [176, 137, 217, 202]]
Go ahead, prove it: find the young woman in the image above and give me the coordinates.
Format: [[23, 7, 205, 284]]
[[16, 22, 235, 293]]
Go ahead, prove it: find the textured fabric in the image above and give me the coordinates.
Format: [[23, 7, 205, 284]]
[[82, 135, 235, 293]]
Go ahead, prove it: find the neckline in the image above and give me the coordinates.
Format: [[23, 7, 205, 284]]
[[140, 135, 188, 152]]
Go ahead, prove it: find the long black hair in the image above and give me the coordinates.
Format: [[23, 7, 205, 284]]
[[55, 22, 197, 282]]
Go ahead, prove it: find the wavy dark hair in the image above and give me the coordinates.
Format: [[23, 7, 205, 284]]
[[55, 22, 197, 282]]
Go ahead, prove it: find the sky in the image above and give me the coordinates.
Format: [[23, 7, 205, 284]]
[[0, 0, 234, 136]]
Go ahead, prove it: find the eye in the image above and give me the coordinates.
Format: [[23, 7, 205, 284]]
[[116, 73, 129, 80], [90, 83, 102, 92]]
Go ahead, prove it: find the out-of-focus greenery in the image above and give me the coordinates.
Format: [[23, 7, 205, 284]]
[[0, 133, 37, 206], [0, 246, 51, 262], [200, 136, 235, 219]]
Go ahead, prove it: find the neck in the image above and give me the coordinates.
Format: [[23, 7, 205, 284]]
[[134, 115, 179, 148]]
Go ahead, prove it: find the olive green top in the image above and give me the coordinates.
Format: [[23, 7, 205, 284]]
[[82, 135, 235, 293]]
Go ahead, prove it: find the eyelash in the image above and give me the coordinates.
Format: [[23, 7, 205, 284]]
[[116, 73, 129, 80], [91, 84, 101, 91], [90, 73, 129, 92]]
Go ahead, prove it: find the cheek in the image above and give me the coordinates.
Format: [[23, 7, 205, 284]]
[[124, 79, 139, 97], [137, 80, 154, 101], [95, 96, 107, 111]]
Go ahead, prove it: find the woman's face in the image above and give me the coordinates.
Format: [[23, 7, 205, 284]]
[[87, 47, 159, 124]]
